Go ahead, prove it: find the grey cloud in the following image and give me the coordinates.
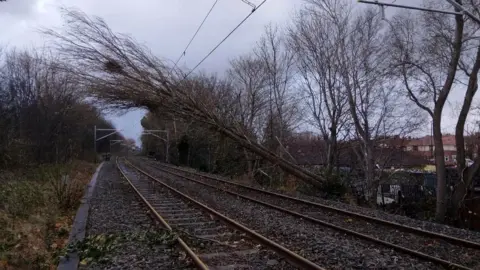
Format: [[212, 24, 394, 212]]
[[3, 0, 455, 143], [0, 0, 38, 16]]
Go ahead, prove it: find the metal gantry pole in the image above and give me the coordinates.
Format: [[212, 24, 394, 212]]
[[357, 0, 480, 24], [358, 0, 462, 16], [94, 127, 121, 161], [110, 140, 124, 154], [445, 0, 480, 24], [166, 132, 170, 163], [94, 125, 97, 163], [143, 129, 169, 163]]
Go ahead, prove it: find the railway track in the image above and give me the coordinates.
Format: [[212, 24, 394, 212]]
[[116, 158, 323, 270], [137, 158, 480, 270]]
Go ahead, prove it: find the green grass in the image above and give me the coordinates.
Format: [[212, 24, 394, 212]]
[[0, 161, 97, 269]]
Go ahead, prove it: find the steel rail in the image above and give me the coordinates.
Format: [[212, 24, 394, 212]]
[[124, 159, 324, 270], [144, 161, 473, 270], [115, 158, 209, 270], [155, 161, 480, 250]]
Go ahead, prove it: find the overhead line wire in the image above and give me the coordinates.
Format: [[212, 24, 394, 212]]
[[170, 0, 220, 75], [184, 0, 268, 79]]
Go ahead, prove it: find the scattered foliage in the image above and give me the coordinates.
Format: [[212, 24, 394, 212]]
[[0, 161, 96, 269], [62, 230, 177, 266]]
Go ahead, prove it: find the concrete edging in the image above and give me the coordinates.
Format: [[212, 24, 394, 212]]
[[57, 162, 105, 270]]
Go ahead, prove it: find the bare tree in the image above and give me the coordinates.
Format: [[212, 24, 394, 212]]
[[43, 8, 326, 187], [227, 54, 267, 177], [255, 25, 300, 151], [288, 3, 349, 177], [252, 24, 303, 184], [387, 1, 480, 222], [299, 0, 422, 200], [0, 48, 119, 166], [345, 10, 421, 200]]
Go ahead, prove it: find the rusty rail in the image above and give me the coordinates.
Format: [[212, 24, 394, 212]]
[[154, 161, 480, 250], [115, 158, 209, 270], [124, 159, 325, 270], [143, 160, 475, 270]]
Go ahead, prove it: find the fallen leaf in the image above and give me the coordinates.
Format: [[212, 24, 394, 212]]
[[345, 218, 353, 222], [79, 259, 88, 266], [50, 243, 58, 249]]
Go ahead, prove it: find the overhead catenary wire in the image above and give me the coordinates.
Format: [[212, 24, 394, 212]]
[[184, 0, 268, 79], [170, 0, 220, 75]]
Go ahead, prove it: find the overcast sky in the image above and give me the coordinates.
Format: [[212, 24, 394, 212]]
[[1, 0, 476, 145]]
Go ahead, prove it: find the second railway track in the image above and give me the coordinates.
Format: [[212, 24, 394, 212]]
[[116, 157, 323, 270], [136, 158, 480, 270]]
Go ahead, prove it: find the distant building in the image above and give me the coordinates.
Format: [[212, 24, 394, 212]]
[[285, 135, 430, 170], [402, 135, 474, 166], [285, 133, 479, 170]]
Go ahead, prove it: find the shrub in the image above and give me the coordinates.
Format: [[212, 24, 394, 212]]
[[40, 163, 87, 212], [0, 161, 97, 269], [0, 180, 44, 218], [320, 178, 348, 199], [48, 175, 85, 212], [294, 172, 348, 199]]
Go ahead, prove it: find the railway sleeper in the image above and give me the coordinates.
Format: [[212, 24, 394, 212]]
[[172, 221, 218, 228], [162, 212, 204, 218], [198, 249, 259, 260], [166, 217, 210, 223]]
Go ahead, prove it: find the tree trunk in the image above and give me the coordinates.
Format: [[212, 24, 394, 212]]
[[326, 128, 338, 178], [451, 161, 480, 223], [243, 147, 254, 178], [325, 141, 334, 178], [365, 142, 376, 201], [452, 45, 480, 220], [433, 112, 448, 222], [216, 125, 325, 187]]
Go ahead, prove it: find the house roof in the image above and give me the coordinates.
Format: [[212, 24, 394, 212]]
[[377, 148, 433, 167], [407, 135, 455, 146], [285, 136, 430, 168], [284, 137, 357, 166]]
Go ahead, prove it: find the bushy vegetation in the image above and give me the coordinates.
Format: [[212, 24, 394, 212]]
[[0, 47, 126, 269], [63, 230, 177, 266], [0, 49, 123, 168], [0, 161, 97, 269]]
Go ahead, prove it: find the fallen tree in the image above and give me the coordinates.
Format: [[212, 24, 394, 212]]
[[43, 9, 326, 187]]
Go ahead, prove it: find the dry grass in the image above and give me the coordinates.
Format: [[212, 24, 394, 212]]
[[231, 174, 256, 186], [0, 160, 97, 270], [277, 175, 299, 193], [231, 173, 299, 193]]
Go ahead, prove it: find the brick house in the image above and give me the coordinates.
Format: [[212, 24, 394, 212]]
[[285, 134, 430, 170], [404, 135, 457, 166], [284, 133, 480, 169]]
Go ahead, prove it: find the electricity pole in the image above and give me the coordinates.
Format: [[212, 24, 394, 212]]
[[93, 126, 122, 162], [143, 129, 169, 162], [110, 139, 124, 153], [358, 0, 480, 24]]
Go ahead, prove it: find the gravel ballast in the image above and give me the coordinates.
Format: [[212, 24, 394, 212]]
[[155, 160, 480, 243], [153, 163, 480, 269], [81, 160, 192, 269], [118, 160, 297, 270], [132, 159, 440, 269]]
